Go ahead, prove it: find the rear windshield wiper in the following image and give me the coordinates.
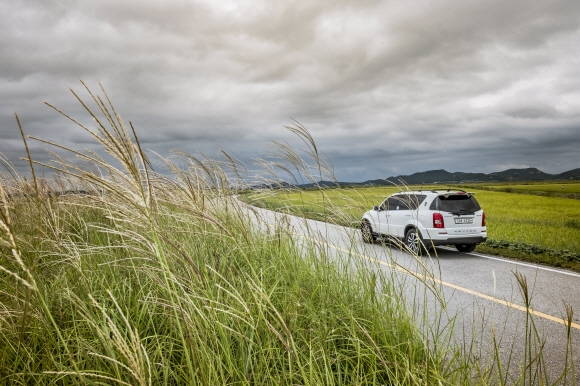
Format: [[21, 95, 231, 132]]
[[450, 209, 475, 216]]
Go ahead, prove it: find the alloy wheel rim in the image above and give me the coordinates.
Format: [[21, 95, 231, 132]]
[[363, 223, 371, 239], [408, 232, 419, 252]]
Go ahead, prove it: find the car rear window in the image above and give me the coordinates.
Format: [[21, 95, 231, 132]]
[[429, 194, 481, 213]]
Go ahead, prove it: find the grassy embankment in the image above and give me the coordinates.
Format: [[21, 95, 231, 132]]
[[241, 185, 580, 271], [5, 187, 458, 385], [0, 86, 483, 385]]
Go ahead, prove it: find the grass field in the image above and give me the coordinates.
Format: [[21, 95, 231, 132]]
[[0, 88, 474, 385], [244, 185, 580, 270], [5, 189, 458, 384], [1, 84, 576, 384], [480, 182, 580, 193], [457, 181, 580, 200]]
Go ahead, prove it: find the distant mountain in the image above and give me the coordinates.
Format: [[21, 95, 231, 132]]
[[292, 167, 580, 188], [487, 168, 552, 181], [555, 168, 580, 180], [293, 180, 342, 189], [366, 169, 489, 185], [250, 181, 297, 189]]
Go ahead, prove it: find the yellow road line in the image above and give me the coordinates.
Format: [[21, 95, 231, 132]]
[[328, 238, 579, 330], [279, 225, 580, 331]]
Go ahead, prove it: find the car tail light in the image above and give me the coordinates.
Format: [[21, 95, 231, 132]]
[[433, 213, 444, 228], [482, 212, 486, 226]]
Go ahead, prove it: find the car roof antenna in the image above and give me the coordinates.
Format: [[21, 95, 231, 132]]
[[447, 187, 451, 192]]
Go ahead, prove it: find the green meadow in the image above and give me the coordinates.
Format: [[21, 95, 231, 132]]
[[485, 183, 580, 193], [243, 184, 580, 270], [458, 181, 580, 200], [481, 182, 580, 193]]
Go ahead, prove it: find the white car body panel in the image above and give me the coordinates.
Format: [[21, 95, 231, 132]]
[[361, 191, 487, 248]]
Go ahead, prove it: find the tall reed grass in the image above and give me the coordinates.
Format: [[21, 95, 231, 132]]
[[0, 83, 576, 384]]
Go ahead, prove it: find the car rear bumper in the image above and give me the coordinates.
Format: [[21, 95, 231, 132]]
[[422, 236, 487, 247]]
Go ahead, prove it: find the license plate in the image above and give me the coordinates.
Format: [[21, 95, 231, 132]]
[[454, 218, 473, 224]]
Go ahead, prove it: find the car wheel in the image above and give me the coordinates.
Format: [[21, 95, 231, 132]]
[[361, 221, 375, 244], [455, 244, 476, 253], [405, 228, 423, 255]]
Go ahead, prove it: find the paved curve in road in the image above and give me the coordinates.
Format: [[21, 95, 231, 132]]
[[243, 202, 580, 382]]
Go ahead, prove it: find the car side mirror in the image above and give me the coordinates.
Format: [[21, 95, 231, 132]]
[[374, 205, 379, 211]]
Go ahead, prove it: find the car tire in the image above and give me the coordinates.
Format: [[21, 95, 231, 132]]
[[455, 244, 476, 253], [405, 228, 424, 255], [361, 220, 375, 244]]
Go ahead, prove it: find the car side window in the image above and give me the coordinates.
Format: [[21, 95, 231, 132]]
[[429, 198, 438, 210], [387, 196, 405, 210], [405, 194, 426, 210], [379, 199, 389, 211], [395, 196, 412, 210], [381, 194, 426, 211], [384, 194, 427, 210]]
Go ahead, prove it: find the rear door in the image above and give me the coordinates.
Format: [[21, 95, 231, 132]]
[[433, 194, 483, 236], [387, 195, 411, 238]]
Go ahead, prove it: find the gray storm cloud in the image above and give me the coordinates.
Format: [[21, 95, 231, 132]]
[[1, 0, 579, 181]]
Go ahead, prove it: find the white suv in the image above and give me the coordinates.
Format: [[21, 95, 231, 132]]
[[360, 190, 487, 254]]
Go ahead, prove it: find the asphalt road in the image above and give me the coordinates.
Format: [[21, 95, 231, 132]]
[[243, 202, 580, 383]]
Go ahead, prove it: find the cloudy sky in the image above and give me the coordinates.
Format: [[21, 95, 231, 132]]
[[2, 0, 580, 182]]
